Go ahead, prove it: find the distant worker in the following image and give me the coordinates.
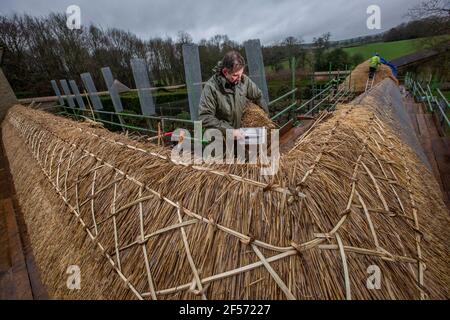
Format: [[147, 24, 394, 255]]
[[198, 51, 267, 140], [368, 53, 381, 79]]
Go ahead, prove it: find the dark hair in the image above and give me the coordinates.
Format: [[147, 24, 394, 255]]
[[221, 51, 246, 72]]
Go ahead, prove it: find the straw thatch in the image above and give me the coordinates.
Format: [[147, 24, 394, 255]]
[[340, 60, 399, 94], [2, 78, 449, 300], [241, 102, 277, 129], [0, 67, 18, 122]]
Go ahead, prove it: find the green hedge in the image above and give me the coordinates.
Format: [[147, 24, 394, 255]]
[[96, 90, 188, 115]]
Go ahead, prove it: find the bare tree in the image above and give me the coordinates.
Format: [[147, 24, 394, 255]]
[[407, 0, 450, 38], [408, 0, 450, 19]]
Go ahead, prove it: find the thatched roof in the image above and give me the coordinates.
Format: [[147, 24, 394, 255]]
[[0, 67, 18, 122], [2, 79, 449, 300], [340, 60, 399, 94]]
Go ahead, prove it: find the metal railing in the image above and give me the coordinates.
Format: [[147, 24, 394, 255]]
[[271, 74, 354, 126], [405, 72, 450, 133], [51, 78, 302, 137], [56, 105, 195, 134], [43, 63, 355, 140]]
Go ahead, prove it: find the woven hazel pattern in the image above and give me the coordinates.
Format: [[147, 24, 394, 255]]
[[2, 79, 449, 300]]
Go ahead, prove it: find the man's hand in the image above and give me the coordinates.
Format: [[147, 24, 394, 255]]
[[233, 129, 244, 140]]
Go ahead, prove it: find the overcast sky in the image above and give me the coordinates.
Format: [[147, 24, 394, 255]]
[[0, 0, 423, 44]]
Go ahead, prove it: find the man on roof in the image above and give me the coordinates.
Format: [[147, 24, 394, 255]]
[[368, 53, 381, 79], [198, 51, 268, 140]]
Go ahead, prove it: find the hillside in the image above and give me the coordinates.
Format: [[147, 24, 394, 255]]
[[342, 35, 450, 61]]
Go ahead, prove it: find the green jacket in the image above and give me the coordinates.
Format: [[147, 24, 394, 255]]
[[198, 63, 267, 134], [369, 55, 381, 69]]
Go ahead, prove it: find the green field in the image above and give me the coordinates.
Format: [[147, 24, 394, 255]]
[[269, 35, 450, 72], [342, 35, 450, 61]]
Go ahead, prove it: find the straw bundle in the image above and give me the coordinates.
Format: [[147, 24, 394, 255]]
[[241, 102, 276, 129], [2, 79, 449, 300], [340, 60, 399, 93]]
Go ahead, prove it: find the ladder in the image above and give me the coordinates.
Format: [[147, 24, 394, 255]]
[[365, 73, 376, 92]]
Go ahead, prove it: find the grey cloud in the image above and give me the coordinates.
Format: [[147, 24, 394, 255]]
[[1, 0, 424, 44]]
